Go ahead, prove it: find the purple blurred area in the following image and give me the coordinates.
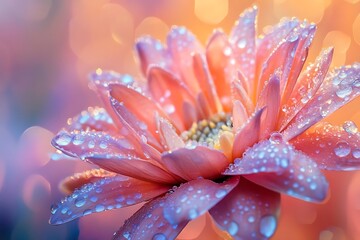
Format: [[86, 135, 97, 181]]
[[0, 0, 360, 239]]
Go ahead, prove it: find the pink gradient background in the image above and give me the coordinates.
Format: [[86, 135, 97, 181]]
[[1, 0, 360, 239]]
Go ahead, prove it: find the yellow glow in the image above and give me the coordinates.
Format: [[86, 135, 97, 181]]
[[353, 13, 360, 46], [194, 0, 229, 24], [135, 17, 169, 42], [323, 31, 351, 67]]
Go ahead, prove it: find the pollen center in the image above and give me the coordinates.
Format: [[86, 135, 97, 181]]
[[181, 113, 234, 159]]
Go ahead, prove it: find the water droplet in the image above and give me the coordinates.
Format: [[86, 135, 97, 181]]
[[353, 149, 360, 159], [237, 39, 246, 49], [259, 215, 277, 238], [269, 132, 283, 144], [56, 133, 72, 146], [334, 141, 351, 157], [248, 215, 255, 223], [188, 208, 198, 219], [223, 47, 232, 56], [83, 209, 92, 216], [336, 86, 352, 98], [215, 189, 227, 199], [90, 196, 98, 203], [95, 204, 105, 212], [164, 104, 175, 114], [152, 233, 167, 240], [343, 121, 358, 134], [75, 198, 86, 208], [228, 221, 239, 236], [88, 140, 95, 149], [72, 135, 84, 145], [310, 182, 317, 190], [99, 141, 108, 149]]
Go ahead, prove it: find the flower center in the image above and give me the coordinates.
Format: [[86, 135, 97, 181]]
[[181, 113, 235, 159]]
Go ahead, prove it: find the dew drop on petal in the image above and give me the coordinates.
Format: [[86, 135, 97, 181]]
[[152, 233, 167, 240], [237, 39, 246, 49], [56, 133, 72, 146], [259, 215, 277, 238], [95, 204, 105, 212], [336, 86, 352, 98], [223, 47, 232, 56], [343, 121, 358, 134], [248, 215, 255, 223], [83, 209, 92, 216], [353, 149, 360, 159], [334, 141, 351, 157], [269, 132, 283, 144], [228, 221, 239, 236], [215, 189, 227, 199], [75, 198, 86, 208], [188, 208, 198, 219]]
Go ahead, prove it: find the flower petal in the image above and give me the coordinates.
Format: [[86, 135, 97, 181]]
[[59, 169, 115, 195], [65, 107, 118, 133], [210, 177, 280, 239], [228, 136, 329, 202], [135, 36, 172, 75], [283, 63, 360, 141], [163, 177, 239, 226], [232, 108, 265, 159], [50, 175, 168, 225], [162, 146, 229, 181], [279, 47, 333, 131], [230, 6, 257, 83], [232, 100, 248, 132], [113, 197, 188, 240], [206, 30, 233, 111], [167, 26, 203, 94], [292, 122, 360, 171], [256, 74, 281, 139], [231, 75, 254, 115], [157, 116, 185, 151], [148, 66, 197, 130]]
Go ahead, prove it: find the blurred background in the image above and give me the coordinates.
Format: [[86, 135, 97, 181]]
[[0, 0, 360, 239]]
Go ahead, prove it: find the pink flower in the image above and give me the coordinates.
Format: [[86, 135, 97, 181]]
[[50, 6, 360, 239]]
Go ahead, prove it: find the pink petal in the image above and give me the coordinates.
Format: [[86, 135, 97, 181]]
[[59, 169, 115, 195], [210, 177, 280, 239], [231, 75, 254, 115], [167, 26, 203, 94], [52, 130, 139, 159], [163, 177, 239, 226], [283, 63, 360, 141], [88, 154, 181, 184], [147, 66, 197, 130], [135, 36, 172, 75], [256, 37, 298, 100], [256, 74, 281, 139], [281, 23, 316, 103], [279, 48, 333, 131], [157, 116, 185, 151], [227, 136, 329, 202], [50, 175, 169, 225], [192, 53, 223, 114], [206, 30, 233, 111], [110, 84, 175, 150], [230, 6, 257, 84], [161, 146, 230, 181], [232, 108, 264, 159], [232, 100, 248, 132], [65, 107, 118, 133], [113, 197, 188, 240], [292, 122, 360, 171]]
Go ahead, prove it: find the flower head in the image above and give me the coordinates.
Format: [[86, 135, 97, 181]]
[[50, 6, 360, 239]]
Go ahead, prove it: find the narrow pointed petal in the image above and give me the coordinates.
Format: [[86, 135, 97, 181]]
[[52, 130, 138, 159], [60, 169, 115, 195], [136, 36, 172, 75], [157, 116, 185, 151], [230, 6, 257, 83], [281, 24, 316, 103], [88, 154, 181, 184], [65, 107, 118, 133], [227, 136, 329, 202], [162, 146, 229, 181], [279, 48, 333, 131], [206, 30, 233, 111], [50, 175, 169, 225], [232, 100, 248, 132], [292, 122, 360, 171], [113, 197, 188, 240], [90, 70, 138, 91], [193, 53, 223, 114], [256, 74, 281, 139], [148, 66, 197, 130], [210, 178, 280, 239], [283, 63, 360, 141], [232, 108, 265, 159], [167, 26, 202, 94], [231, 76, 254, 115], [110, 84, 176, 149], [163, 177, 239, 226]]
